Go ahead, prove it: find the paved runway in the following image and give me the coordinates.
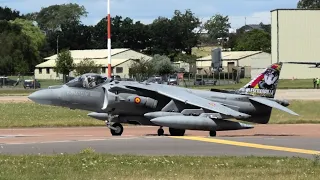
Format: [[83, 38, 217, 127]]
[[0, 126, 319, 158]]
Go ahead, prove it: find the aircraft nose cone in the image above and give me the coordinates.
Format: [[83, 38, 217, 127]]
[[28, 89, 55, 105]]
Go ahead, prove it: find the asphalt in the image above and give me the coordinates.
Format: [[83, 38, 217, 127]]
[[0, 134, 319, 159]]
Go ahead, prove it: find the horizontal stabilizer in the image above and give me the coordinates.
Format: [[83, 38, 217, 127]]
[[249, 97, 299, 116]]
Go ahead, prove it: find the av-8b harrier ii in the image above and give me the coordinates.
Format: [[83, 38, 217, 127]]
[[28, 62, 298, 137]]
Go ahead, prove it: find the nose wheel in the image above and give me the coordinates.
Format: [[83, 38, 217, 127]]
[[106, 121, 123, 136]]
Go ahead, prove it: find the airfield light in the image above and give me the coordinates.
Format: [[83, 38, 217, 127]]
[[107, 0, 112, 78]]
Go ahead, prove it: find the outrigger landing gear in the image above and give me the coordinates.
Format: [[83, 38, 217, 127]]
[[106, 120, 123, 136], [157, 126, 164, 136], [209, 130, 216, 137]]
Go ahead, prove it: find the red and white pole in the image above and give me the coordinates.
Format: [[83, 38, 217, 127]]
[[107, 0, 111, 78]]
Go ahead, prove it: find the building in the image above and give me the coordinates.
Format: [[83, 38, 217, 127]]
[[35, 48, 152, 79], [196, 51, 272, 78], [236, 24, 264, 33], [271, 9, 320, 79], [171, 61, 197, 73]]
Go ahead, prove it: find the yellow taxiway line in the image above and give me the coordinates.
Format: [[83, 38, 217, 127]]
[[170, 136, 320, 155]]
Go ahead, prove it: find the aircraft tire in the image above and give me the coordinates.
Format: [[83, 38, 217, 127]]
[[110, 123, 123, 136], [169, 128, 185, 136], [209, 130, 216, 137], [157, 128, 164, 136]]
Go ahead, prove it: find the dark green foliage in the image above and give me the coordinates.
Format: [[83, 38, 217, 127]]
[[234, 29, 271, 53], [297, 0, 320, 8], [0, 6, 21, 21], [55, 49, 75, 82], [74, 58, 102, 76], [0, 20, 40, 75], [0, 4, 273, 77]]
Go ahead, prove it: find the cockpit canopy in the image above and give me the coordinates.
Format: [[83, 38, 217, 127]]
[[65, 73, 109, 89]]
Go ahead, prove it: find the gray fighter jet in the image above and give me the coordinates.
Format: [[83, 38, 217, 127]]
[[28, 62, 298, 137]]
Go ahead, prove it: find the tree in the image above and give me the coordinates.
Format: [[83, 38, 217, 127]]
[[173, 53, 198, 64], [297, 0, 320, 8], [151, 54, 175, 75], [0, 20, 39, 75], [148, 9, 201, 57], [260, 22, 271, 34], [92, 16, 150, 51], [234, 29, 271, 53], [33, 3, 88, 32], [10, 18, 46, 59], [0, 6, 21, 21], [149, 17, 175, 55], [55, 49, 75, 82], [170, 9, 201, 55], [74, 58, 101, 76], [204, 14, 231, 44], [129, 58, 154, 80], [46, 23, 94, 51]]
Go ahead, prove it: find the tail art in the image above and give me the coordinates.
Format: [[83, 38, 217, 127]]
[[238, 62, 283, 98]]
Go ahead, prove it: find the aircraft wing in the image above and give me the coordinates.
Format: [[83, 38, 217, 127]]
[[118, 83, 251, 119], [249, 97, 299, 116]]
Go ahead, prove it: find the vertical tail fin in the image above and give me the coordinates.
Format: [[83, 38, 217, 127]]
[[238, 62, 283, 98]]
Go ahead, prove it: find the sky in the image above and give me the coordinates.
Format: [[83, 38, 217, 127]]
[[1, 0, 297, 31]]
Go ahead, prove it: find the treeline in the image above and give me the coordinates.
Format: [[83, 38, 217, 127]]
[[2, 0, 314, 76]]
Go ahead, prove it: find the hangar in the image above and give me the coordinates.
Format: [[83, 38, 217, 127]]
[[35, 48, 152, 80], [271, 9, 320, 79], [196, 51, 272, 78]]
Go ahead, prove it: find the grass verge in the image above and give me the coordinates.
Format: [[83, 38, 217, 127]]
[[0, 100, 320, 128], [0, 102, 103, 128], [0, 151, 319, 180], [190, 78, 314, 90], [0, 89, 36, 96]]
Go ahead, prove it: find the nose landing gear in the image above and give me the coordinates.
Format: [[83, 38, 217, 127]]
[[106, 120, 124, 136]]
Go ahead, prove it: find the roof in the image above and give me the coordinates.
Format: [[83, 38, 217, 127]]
[[36, 48, 148, 68], [36, 58, 131, 68], [271, 9, 320, 12], [44, 48, 129, 60], [197, 51, 263, 61], [245, 24, 263, 30]]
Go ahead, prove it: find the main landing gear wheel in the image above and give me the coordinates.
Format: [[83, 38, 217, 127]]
[[169, 128, 185, 136], [110, 123, 123, 136], [209, 130, 216, 137], [157, 127, 164, 136]]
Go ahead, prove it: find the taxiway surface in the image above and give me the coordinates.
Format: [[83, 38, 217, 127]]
[[0, 125, 319, 158], [1, 89, 320, 158]]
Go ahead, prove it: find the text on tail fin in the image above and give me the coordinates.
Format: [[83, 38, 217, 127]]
[[238, 62, 283, 98]]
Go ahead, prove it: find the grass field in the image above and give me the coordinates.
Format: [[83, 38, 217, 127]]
[[0, 100, 319, 128], [0, 102, 103, 127], [0, 151, 319, 180]]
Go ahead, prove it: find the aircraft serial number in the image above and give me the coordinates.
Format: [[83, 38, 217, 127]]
[[245, 88, 274, 95], [66, 91, 90, 97]]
